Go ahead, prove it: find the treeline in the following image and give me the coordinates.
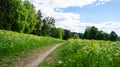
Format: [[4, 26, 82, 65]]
[[0, 0, 119, 41], [0, 0, 64, 39], [65, 26, 119, 41], [83, 26, 118, 41]]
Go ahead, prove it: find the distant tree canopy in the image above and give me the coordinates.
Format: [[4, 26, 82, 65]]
[[63, 29, 72, 40], [109, 31, 118, 41], [50, 28, 64, 39], [67, 26, 118, 41], [82, 26, 118, 41], [118, 37, 120, 41]]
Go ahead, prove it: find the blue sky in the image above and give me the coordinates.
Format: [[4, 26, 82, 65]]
[[56, 1, 120, 23], [29, 0, 120, 36]]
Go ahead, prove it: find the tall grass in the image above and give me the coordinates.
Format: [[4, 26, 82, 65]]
[[44, 39, 120, 67], [0, 30, 63, 64]]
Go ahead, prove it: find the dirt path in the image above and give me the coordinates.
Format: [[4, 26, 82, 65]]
[[8, 43, 64, 67], [26, 43, 63, 67]]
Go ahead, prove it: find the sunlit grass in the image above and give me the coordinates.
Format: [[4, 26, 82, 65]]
[[40, 39, 120, 67], [0, 30, 63, 65]]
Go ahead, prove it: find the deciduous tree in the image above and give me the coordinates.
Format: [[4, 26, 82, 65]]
[[110, 31, 118, 41]]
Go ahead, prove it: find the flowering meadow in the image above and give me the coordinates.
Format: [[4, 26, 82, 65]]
[[55, 39, 120, 67], [40, 39, 120, 67]]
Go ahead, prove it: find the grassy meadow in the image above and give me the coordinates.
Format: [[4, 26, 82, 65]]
[[40, 39, 120, 67], [0, 30, 63, 65]]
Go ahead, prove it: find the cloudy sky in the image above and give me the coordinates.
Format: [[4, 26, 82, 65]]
[[28, 0, 120, 36]]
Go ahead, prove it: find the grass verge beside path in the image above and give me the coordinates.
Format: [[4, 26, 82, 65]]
[[39, 43, 63, 67], [0, 30, 64, 66], [40, 39, 120, 67]]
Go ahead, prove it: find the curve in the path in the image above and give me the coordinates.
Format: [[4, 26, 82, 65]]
[[25, 43, 64, 67]]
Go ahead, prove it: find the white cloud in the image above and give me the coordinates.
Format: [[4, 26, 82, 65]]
[[28, 0, 120, 36], [55, 8, 64, 12], [96, 0, 111, 6], [36, 0, 96, 8], [96, 21, 120, 35]]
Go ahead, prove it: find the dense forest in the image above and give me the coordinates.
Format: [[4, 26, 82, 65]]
[[0, 0, 119, 41]]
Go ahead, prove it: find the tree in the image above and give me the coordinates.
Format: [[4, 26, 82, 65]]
[[95, 31, 107, 40], [0, 0, 37, 33], [104, 32, 110, 40], [83, 27, 90, 39], [41, 17, 55, 36], [57, 28, 64, 39], [63, 29, 72, 40], [50, 28, 64, 39], [23, 0, 37, 33], [0, 0, 26, 32], [32, 10, 43, 35], [78, 33, 83, 39], [0, 0, 12, 30], [37, 10, 42, 26], [73, 34, 79, 39], [117, 37, 120, 41], [83, 26, 98, 39], [109, 31, 118, 41], [89, 26, 98, 39], [71, 32, 80, 39], [95, 31, 102, 40]]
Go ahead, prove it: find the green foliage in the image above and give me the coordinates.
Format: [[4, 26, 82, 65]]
[[83, 26, 98, 39], [52, 39, 120, 67], [71, 32, 80, 39], [110, 31, 118, 41], [73, 34, 79, 39], [0, 0, 23, 31], [32, 10, 43, 36], [89, 26, 98, 39], [0, 0, 37, 33], [37, 10, 43, 24], [83, 26, 118, 41], [50, 28, 64, 39], [95, 31, 106, 40], [58, 28, 64, 39], [78, 33, 83, 39], [23, 0, 37, 33], [63, 29, 72, 40], [41, 17, 55, 36], [117, 37, 120, 41], [0, 30, 63, 64], [83, 27, 90, 39]]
